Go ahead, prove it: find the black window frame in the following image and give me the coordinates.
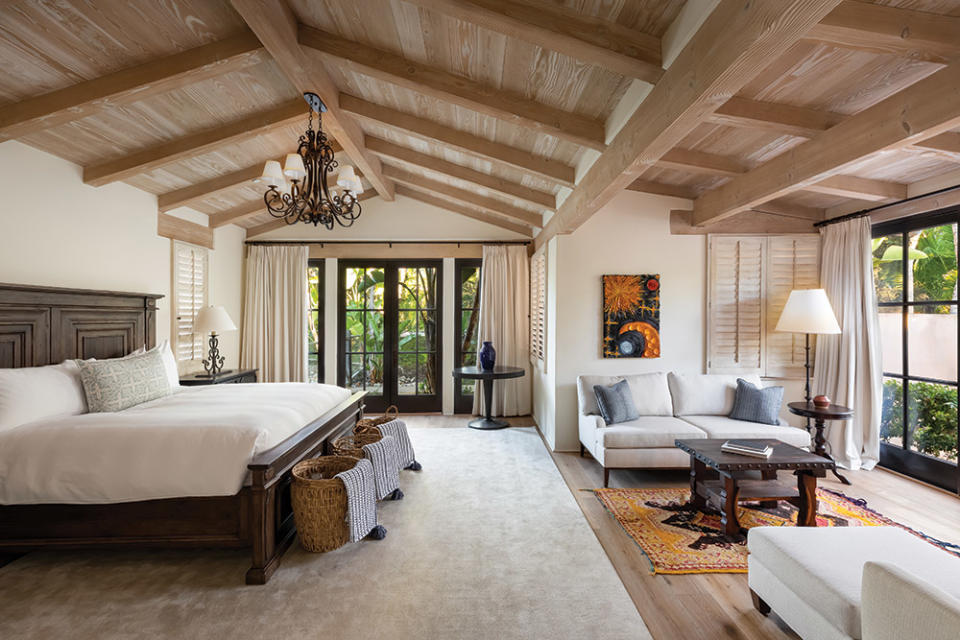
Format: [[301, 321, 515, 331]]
[[454, 258, 482, 414], [307, 259, 324, 384]]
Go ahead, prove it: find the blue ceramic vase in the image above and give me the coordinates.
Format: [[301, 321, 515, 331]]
[[478, 341, 496, 370]]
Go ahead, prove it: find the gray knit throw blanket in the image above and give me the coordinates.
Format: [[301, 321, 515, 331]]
[[362, 435, 400, 501], [376, 419, 418, 469], [335, 458, 378, 542]]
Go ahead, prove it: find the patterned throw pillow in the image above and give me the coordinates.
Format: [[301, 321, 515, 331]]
[[729, 378, 784, 425], [78, 349, 172, 413], [593, 379, 641, 425]]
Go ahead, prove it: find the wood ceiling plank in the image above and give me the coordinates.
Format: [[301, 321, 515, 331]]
[[806, 1, 960, 64], [625, 179, 696, 200], [916, 132, 960, 156], [692, 60, 960, 226], [401, 0, 663, 82], [708, 96, 844, 138], [0, 31, 264, 141], [83, 100, 305, 186], [382, 165, 541, 227], [535, 0, 844, 249], [229, 0, 394, 201], [157, 213, 214, 249], [804, 175, 907, 201], [340, 94, 575, 186], [366, 136, 555, 209], [751, 201, 825, 221], [670, 209, 816, 235], [298, 25, 606, 151], [655, 148, 747, 177], [208, 202, 265, 228], [395, 185, 532, 236]]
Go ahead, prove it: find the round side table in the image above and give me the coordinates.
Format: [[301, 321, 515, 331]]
[[452, 365, 526, 430], [787, 401, 853, 485]]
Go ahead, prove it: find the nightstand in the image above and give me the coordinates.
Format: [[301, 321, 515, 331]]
[[179, 368, 258, 386]]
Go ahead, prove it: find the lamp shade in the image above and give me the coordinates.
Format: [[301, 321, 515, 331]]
[[283, 153, 306, 179], [337, 165, 360, 192], [195, 305, 237, 334], [257, 160, 285, 187], [775, 289, 841, 334]]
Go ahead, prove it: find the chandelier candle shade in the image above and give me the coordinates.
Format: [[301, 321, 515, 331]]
[[195, 305, 238, 377], [257, 92, 364, 229]]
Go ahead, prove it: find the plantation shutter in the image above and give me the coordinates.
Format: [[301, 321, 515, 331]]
[[765, 236, 821, 377], [530, 249, 546, 362], [708, 236, 765, 374], [173, 241, 209, 365]]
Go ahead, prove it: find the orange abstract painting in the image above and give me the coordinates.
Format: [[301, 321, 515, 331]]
[[602, 274, 660, 358]]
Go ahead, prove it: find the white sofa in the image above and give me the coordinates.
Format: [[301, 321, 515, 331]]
[[748, 526, 960, 640], [577, 372, 810, 486]]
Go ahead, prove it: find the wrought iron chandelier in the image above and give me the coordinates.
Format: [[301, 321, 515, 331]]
[[257, 92, 364, 229]]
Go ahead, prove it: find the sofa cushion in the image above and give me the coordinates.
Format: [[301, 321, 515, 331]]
[[680, 415, 810, 449], [577, 373, 672, 417], [668, 373, 762, 416], [748, 527, 960, 640], [729, 378, 784, 425], [596, 416, 707, 449], [594, 380, 640, 425]]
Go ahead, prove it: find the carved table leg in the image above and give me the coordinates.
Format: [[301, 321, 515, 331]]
[[759, 469, 778, 509], [813, 417, 851, 485], [721, 475, 741, 536], [690, 457, 708, 510], [796, 471, 818, 527]]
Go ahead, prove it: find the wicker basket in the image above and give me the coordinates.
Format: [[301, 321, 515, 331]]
[[355, 405, 399, 434], [332, 431, 382, 458], [291, 456, 358, 552]]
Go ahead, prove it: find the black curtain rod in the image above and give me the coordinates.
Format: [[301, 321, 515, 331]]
[[244, 239, 530, 246], [814, 184, 960, 228]]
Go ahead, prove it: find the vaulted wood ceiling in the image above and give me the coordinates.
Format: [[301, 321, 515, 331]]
[[1, 0, 959, 241]]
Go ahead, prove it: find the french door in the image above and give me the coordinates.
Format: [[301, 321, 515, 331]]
[[338, 261, 442, 413]]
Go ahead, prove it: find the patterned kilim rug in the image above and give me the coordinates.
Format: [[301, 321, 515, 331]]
[[594, 487, 960, 575]]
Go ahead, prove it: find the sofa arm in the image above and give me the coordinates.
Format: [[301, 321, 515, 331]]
[[579, 413, 604, 458], [861, 561, 960, 640]]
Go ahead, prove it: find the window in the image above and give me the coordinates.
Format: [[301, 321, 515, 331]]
[[530, 248, 546, 363], [873, 210, 959, 492], [455, 259, 481, 413], [707, 235, 820, 377], [172, 241, 208, 366], [307, 260, 324, 383]]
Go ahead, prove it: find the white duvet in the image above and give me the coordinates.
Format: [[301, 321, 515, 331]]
[[0, 383, 352, 505]]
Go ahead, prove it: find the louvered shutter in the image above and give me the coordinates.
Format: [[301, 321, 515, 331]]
[[530, 250, 546, 362], [173, 241, 209, 364], [765, 236, 821, 377], [708, 236, 765, 374]]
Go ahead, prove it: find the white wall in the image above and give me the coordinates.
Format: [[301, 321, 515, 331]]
[[0, 141, 246, 370]]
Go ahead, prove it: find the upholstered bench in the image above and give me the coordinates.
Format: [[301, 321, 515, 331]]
[[748, 526, 960, 640]]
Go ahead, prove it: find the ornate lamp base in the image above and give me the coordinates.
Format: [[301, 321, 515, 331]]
[[202, 332, 226, 377]]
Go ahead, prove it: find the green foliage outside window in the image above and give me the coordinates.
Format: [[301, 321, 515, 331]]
[[882, 379, 959, 461]]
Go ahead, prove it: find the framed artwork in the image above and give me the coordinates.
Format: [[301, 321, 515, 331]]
[[602, 274, 660, 358]]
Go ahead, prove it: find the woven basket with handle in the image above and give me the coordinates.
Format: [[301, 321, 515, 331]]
[[355, 405, 399, 434], [332, 431, 382, 458], [291, 456, 359, 553]]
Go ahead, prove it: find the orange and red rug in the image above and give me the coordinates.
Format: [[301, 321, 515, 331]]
[[594, 487, 960, 574]]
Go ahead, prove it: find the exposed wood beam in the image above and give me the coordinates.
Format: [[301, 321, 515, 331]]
[[299, 25, 606, 151], [625, 179, 696, 200], [0, 31, 264, 140], [708, 96, 843, 137], [365, 136, 554, 209], [396, 185, 532, 236], [208, 202, 264, 228], [692, 60, 960, 226], [670, 209, 816, 235], [656, 148, 747, 177], [916, 132, 960, 157], [804, 175, 907, 201], [870, 187, 960, 225], [157, 213, 214, 249], [535, 0, 843, 250], [84, 100, 304, 186], [340, 94, 574, 186], [230, 0, 394, 201], [382, 165, 541, 227], [806, 1, 960, 64], [751, 201, 825, 221], [245, 191, 378, 237], [400, 0, 662, 83]]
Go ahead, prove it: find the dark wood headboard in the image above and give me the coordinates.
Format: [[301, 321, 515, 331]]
[[0, 283, 162, 368]]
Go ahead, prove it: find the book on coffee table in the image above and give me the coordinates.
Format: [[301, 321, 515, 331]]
[[720, 440, 774, 458]]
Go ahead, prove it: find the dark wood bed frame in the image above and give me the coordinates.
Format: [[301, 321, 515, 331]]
[[0, 282, 365, 584]]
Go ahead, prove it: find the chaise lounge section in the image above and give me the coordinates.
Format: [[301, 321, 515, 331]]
[[577, 372, 810, 486]]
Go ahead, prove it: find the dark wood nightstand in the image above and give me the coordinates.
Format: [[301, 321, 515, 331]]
[[179, 368, 258, 386]]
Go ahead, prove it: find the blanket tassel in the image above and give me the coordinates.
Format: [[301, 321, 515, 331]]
[[406, 460, 422, 471], [368, 525, 387, 540], [388, 488, 404, 500]]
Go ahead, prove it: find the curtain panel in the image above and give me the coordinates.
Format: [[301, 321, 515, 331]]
[[473, 245, 532, 416], [240, 245, 309, 383]]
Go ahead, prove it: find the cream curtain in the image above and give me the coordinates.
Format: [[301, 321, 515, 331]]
[[240, 245, 309, 382], [472, 245, 532, 416], [813, 217, 883, 470]]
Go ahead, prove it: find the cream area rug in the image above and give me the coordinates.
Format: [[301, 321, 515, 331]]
[[0, 425, 651, 640]]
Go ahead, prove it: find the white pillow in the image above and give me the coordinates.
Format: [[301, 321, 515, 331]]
[[0, 360, 88, 431], [120, 340, 179, 389], [668, 372, 763, 416]]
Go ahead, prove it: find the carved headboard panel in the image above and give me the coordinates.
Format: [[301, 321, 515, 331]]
[[0, 283, 162, 368]]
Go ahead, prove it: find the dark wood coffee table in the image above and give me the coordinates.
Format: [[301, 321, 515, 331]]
[[675, 438, 836, 536]]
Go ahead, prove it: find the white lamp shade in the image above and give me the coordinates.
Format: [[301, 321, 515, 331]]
[[775, 289, 841, 334], [195, 305, 237, 334], [257, 160, 285, 187], [336, 165, 357, 189], [283, 153, 306, 179]]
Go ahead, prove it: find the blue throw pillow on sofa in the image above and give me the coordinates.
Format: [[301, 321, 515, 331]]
[[729, 378, 784, 425], [593, 380, 640, 425]]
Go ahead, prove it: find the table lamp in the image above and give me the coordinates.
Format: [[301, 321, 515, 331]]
[[774, 289, 841, 413], [195, 305, 237, 377]]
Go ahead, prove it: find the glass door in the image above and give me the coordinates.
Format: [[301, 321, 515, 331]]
[[873, 210, 959, 494], [454, 259, 481, 413], [338, 261, 442, 413]]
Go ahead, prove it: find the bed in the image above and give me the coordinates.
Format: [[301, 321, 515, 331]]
[[0, 282, 366, 584]]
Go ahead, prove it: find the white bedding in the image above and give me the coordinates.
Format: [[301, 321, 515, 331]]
[[0, 383, 352, 505]]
